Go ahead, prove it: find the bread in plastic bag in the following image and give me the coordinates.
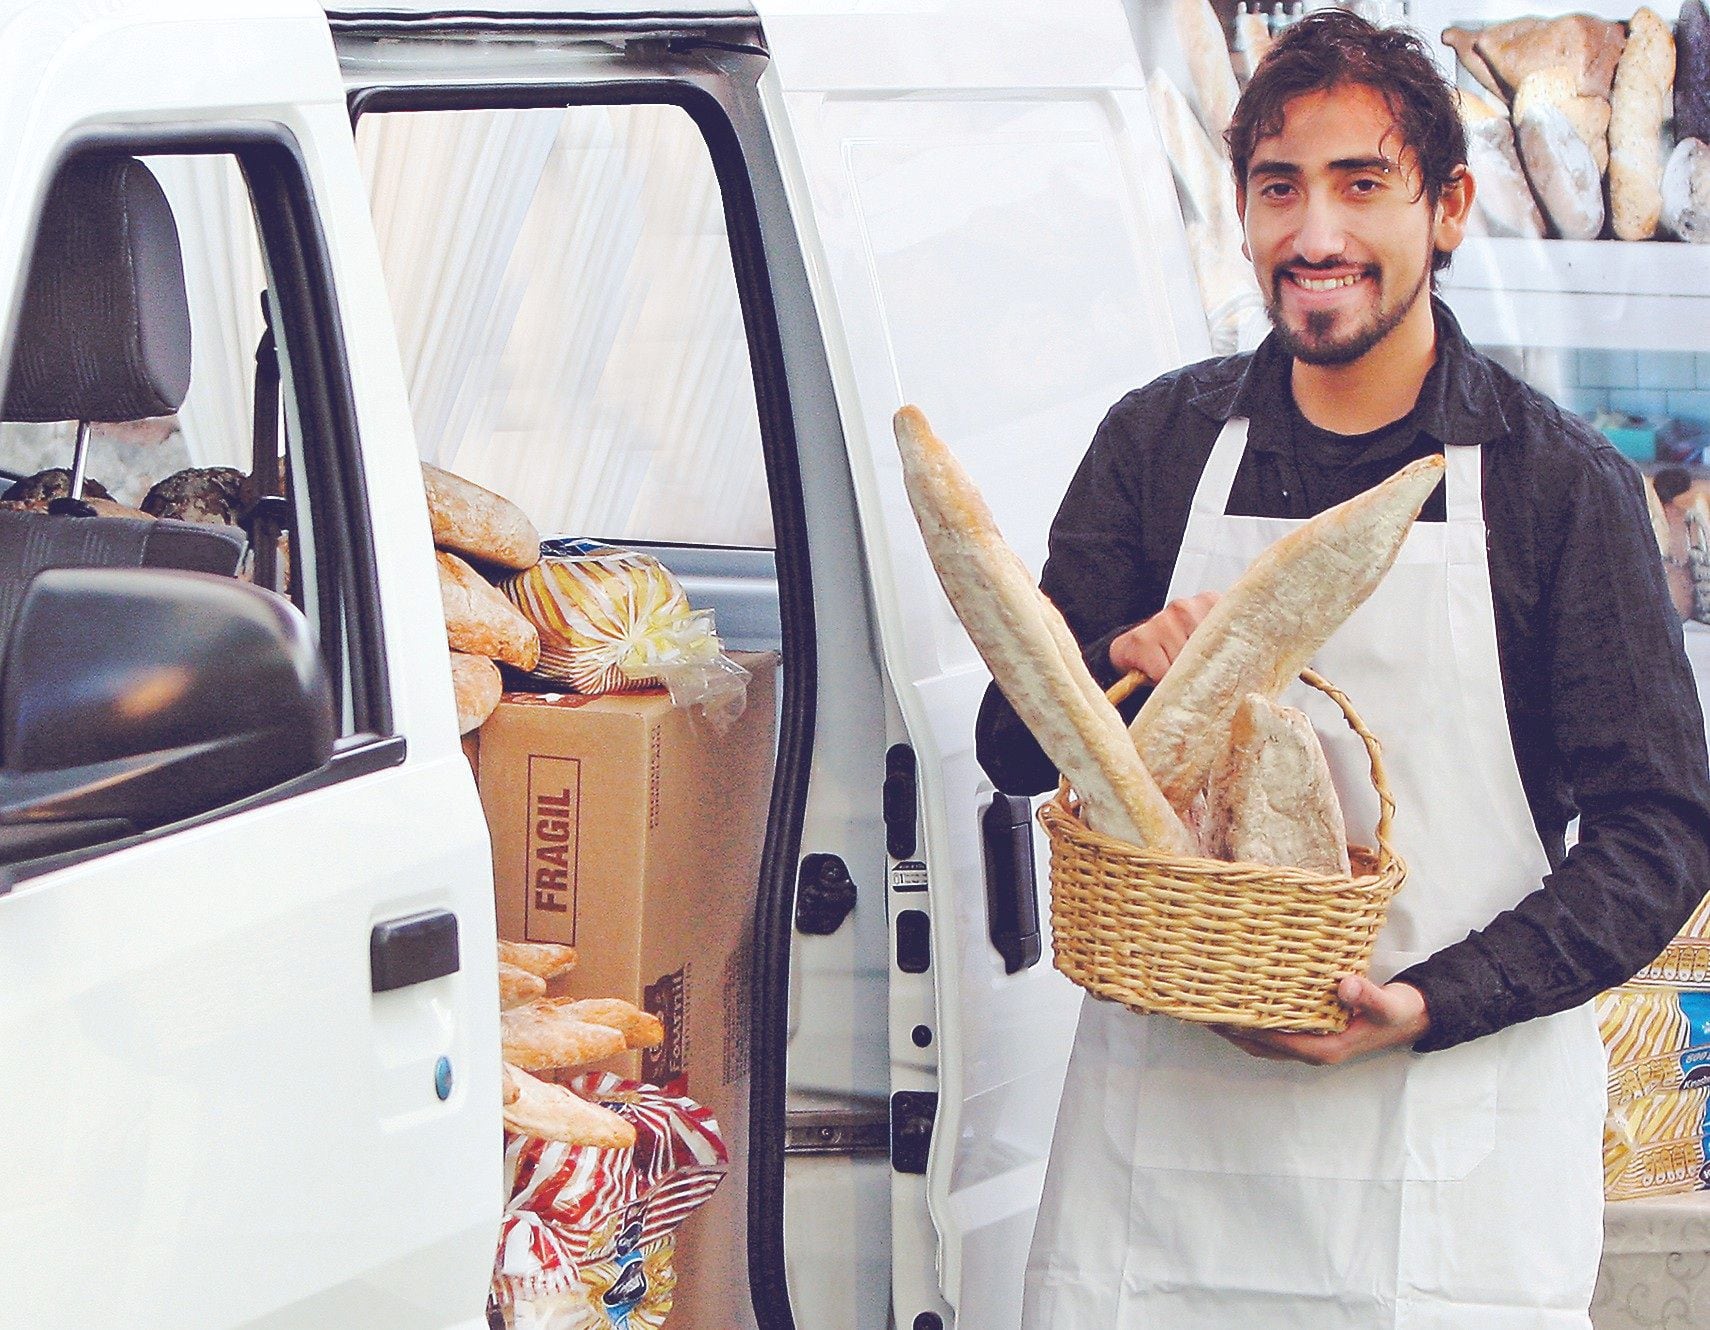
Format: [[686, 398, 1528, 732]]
[[492, 1072, 727, 1326], [502, 538, 749, 730]]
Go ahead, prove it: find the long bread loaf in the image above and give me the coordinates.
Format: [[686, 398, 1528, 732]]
[[893, 406, 1192, 851], [1131, 454, 1444, 811]]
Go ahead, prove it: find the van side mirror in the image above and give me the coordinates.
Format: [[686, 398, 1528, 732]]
[[0, 568, 335, 858]]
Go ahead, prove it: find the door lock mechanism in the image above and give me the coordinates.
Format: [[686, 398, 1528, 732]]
[[794, 853, 858, 934]]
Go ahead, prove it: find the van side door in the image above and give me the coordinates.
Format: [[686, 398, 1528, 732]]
[[753, 3, 1208, 1326]]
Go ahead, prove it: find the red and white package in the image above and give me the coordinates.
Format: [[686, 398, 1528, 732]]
[[492, 1073, 728, 1328]]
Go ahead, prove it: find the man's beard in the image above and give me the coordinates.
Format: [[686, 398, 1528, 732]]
[[1264, 251, 1432, 367]]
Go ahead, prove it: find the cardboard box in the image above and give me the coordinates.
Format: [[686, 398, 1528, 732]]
[[476, 652, 775, 1330]]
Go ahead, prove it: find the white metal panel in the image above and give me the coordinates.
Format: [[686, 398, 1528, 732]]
[[754, 3, 1207, 1323], [0, 4, 497, 1327]]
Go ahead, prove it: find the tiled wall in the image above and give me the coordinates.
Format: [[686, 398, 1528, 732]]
[[1566, 350, 1710, 426]]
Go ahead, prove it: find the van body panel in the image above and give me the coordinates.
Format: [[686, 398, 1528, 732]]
[[753, 3, 1207, 1322], [0, 4, 498, 1327]]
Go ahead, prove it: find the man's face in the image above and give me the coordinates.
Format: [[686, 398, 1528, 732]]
[[1239, 82, 1453, 367]]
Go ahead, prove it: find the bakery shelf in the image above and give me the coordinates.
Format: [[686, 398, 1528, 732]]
[[1441, 237, 1710, 352]]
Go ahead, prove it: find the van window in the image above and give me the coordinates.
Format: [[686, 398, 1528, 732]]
[[0, 145, 383, 749], [355, 104, 772, 548], [0, 142, 387, 868]]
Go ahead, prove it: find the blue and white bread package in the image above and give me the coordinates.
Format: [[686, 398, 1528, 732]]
[[1597, 895, 1710, 1200]]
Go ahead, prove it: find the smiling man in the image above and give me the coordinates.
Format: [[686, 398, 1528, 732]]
[[975, 11, 1710, 1329]]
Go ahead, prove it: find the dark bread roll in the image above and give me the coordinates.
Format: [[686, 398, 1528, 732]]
[[1679, 0, 1710, 143], [141, 466, 258, 526], [2, 469, 112, 503]]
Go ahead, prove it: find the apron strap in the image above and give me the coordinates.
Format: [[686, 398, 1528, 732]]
[[1190, 417, 1251, 517], [1444, 442, 1482, 524]]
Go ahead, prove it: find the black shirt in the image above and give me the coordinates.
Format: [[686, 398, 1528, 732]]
[[974, 300, 1710, 1052]]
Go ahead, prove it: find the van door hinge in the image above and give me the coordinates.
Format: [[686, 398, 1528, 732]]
[[794, 853, 858, 935], [890, 1090, 938, 1174], [784, 1106, 891, 1156]]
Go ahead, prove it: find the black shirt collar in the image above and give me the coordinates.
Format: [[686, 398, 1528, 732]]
[[1188, 296, 1512, 450]]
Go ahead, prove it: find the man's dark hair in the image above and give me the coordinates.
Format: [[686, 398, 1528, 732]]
[[1224, 9, 1468, 272]]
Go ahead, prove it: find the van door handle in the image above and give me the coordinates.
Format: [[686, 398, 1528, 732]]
[[980, 794, 1042, 974], [370, 909, 460, 992]]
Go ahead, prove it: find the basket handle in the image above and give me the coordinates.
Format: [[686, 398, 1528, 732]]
[[1055, 667, 1398, 867]]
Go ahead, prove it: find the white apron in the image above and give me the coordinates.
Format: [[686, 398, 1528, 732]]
[[1022, 418, 1608, 1329]]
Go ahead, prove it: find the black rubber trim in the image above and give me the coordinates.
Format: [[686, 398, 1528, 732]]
[[36, 124, 393, 740], [327, 8, 763, 42], [0, 733, 407, 894], [347, 64, 813, 1330]]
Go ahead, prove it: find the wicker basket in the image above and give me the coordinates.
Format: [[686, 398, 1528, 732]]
[[1040, 668, 1407, 1033]]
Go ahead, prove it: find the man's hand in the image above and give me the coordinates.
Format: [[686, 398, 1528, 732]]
[[1215, 976, 1430, 1066], [1109, 591, 1221, 680]]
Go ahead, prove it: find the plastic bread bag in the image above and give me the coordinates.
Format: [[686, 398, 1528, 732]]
[[492, 1073, 728, 1327], [502, 539, 750, 731]]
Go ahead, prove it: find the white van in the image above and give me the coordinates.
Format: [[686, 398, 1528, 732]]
[[0, 2, 1208, 1327]]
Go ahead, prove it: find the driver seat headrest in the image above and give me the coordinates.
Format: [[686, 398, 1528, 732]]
[[3, 156, 192, 424]]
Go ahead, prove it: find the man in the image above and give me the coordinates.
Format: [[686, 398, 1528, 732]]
[[978, 12, 1710, 1328]]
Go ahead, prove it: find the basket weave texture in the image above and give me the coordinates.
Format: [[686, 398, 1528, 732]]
[[1040, 668, 1407, 1034]]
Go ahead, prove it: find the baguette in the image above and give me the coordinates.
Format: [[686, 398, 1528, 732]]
[[438, 549, 541, 671], [499, 961, 547, 1009], [421, 462, 540, 571], [1203, 693, 1350, 874], [1610, 9, 1676, 241], [558, 997, 665, 1051], [498, 939, 579, 980], [893, 406, 1192, 851], [500, 1000, 629, 1071], [501, 1063, 636, 1149], [1130, 454, 1444, 812], [1173, 0, 1239, 138]]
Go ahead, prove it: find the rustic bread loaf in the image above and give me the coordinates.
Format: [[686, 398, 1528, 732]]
[[450, 650, 502, 735], [1679, 0, 1710, 143], [1663, 137, 1710, 242], [1475, 15, 1625, 99], [438, 549, 541, 671], [893, 406, 1193, 851], [1465, 117, 1546, 238], [1455, 87, 1505, 124], [1443, 27, 1508, 102], [1610, 8, 1677, 241], [1, 468, 111, 503], [1203, 693, 1350, 875], [421, 461, 540, 571], [1129, 455, 1444, 813], [141, 466, 257, 525], [1517, 101, 1606, 239], [1512, 66, 1610, 173]]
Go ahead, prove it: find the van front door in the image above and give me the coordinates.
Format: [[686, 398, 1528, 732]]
[[0, 6, 497, 1328]]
